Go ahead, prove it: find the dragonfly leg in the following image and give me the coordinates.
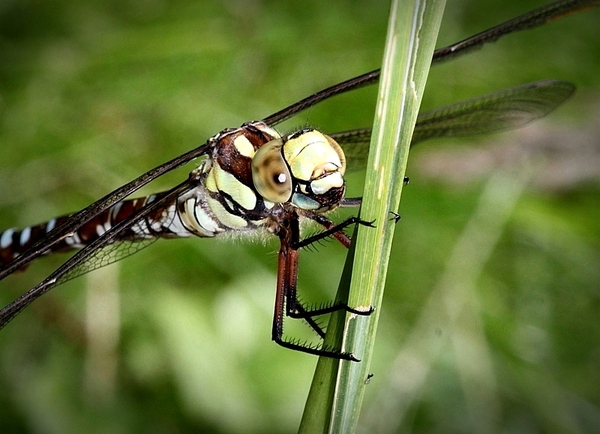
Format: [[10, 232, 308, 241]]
[[271, 214, 369, 360], [294, 215, 375, 249], [291, 213, 374, 320], [289, 302, 373, 319], [271, 246, 359, 360]]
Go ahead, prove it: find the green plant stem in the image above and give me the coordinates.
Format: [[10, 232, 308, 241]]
[[299, 0, 446, 432]]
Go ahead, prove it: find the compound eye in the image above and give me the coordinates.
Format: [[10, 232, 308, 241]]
[[251, 139, 293, 203]]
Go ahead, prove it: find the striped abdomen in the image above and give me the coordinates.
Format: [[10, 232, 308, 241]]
[[0, 192, 182, 267]]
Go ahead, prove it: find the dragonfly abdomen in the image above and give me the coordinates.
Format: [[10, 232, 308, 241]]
[[0, 193, 184, 267], [0, 217, 70, 266]]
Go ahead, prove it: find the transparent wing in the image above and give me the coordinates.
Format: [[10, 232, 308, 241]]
[[58, 217, 173, 285], [334, 80, 575, 172], [0, 144, 211, 279], [0, 180, 191, 329], [262, 0, 594, 126]]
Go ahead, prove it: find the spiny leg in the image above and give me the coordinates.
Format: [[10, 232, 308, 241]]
[[289, 302, 373, 319], [271, 215, 367, 360], [271, 238, 359, 360], [296, 215, 375, 249], [289, 214, 375, 320], [290, 214, 374, 319]]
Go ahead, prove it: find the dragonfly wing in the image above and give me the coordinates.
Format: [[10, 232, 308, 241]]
[[59, 226, 164, 285], [262, 2, 597, 127], [411, 80, 575, 144], [0, 179, 192, 329], [431, 1, 600, 64], [333, 80, 575, 172], [0, 143, 211, 279]]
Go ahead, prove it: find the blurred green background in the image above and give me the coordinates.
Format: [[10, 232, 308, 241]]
[[0, 0, 599, 433]]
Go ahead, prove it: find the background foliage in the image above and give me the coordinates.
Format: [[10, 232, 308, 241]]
[[0, 1, 598, 433]]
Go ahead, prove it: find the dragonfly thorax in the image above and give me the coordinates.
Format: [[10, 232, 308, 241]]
[[178, 122, 347, 239]]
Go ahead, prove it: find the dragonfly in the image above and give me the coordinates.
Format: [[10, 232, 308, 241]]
[[0, 0, 596, 361]]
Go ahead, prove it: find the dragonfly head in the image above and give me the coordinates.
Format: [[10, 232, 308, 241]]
[[251, 129, 346, 212]]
